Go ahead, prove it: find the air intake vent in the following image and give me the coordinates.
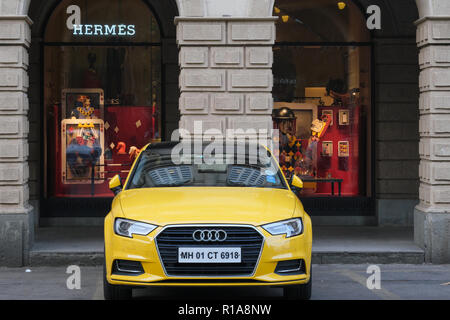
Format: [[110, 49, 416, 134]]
[[275, 259, 305, 275], [112, 260, 144, 276]]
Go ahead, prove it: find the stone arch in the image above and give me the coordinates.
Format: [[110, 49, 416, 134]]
[[176, 0, 274, 17], [270, 0, 420, 38], [27, 0, 178, 38], [269, 0, 419, 36], [270, 0, 419, 38], [23, 0, 180, 222]]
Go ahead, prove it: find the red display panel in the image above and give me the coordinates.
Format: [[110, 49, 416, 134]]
[[50, 105, 156, 198], [316, 105, 361, 196], [104, 106, 156, 157]]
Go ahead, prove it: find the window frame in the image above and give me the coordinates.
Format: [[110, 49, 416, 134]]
[[41, 0, 164, 201], [272, 40, 375, 214]]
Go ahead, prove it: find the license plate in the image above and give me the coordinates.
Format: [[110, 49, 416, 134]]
[[178, 247, 241, 263]]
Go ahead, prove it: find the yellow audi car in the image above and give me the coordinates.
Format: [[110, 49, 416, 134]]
[[103, 141, 312, 300]]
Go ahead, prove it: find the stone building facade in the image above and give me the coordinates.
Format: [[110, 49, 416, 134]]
[[0, 0, 449, 265]]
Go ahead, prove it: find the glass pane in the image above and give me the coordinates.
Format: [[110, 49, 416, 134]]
[[127, 149, 287, 190], [273, 46, 371, 197], [44, 45, 161, 198], [274, 0, 370, 43]]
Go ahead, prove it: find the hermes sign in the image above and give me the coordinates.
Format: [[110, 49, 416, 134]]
[[66, 5, 136, 36], [72, 24, 136, 36]]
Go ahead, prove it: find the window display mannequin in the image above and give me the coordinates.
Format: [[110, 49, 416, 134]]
[[273, 107, 332, 180], [66, 94, 103, 179], [273, 107, 301, 178], [66, 124, 102, 178], [106, 48, 125, 102], [302, 114, 332, 177], [83, 53, 103, 89]]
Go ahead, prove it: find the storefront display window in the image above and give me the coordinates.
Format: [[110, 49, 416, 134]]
[[43, 0, 161, 198], [273, 0, 372, 198]]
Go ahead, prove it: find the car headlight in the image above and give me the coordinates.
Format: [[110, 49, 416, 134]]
[[114, 218, 157, 238], [262, 218, 303, 238]]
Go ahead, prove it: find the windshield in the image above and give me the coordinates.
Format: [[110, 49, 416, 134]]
[[126, 143, 287, 190]]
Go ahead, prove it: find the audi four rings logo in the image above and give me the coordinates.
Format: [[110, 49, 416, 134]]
[[193, 229, 227, 242]]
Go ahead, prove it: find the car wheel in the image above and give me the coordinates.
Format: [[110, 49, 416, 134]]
[[283, 268, 312, 300], [103, 261, 132, 300]]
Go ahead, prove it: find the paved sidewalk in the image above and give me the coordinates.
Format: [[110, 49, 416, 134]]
[[29, 226, 425, 266], [0, 264, 448, 300], [312, 226, 424, 264]]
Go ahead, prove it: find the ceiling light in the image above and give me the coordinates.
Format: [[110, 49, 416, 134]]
[[338, 2, 346, 10], [282, 15, 289, 23]]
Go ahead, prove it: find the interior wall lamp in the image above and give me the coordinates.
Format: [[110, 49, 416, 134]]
[[337, 2, 346, 10]]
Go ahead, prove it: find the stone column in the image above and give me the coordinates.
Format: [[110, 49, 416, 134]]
[[415, 0, 450, 263], [175, 0, 276, 139], [0, 0, 33, 267]]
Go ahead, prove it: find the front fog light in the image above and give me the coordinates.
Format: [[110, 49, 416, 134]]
[[114, 218, 157, 238], [262, 218, 303, 238]]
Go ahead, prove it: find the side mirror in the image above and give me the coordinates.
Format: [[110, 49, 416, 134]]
[[289, 175, 304, 190], [109, 175, 123, 195]]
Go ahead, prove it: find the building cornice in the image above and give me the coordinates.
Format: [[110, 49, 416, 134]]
[[415, 15, 450, 26], [174, 16, 278, 25]]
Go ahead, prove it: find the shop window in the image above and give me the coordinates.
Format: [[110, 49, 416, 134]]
[[273, 0, 372, 198], [43, 0, 162, 198]]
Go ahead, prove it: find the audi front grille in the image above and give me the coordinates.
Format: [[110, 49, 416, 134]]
[[155, 225, 264, 277]]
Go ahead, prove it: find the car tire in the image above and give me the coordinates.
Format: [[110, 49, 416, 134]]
[[103, 261, 132, 300], [283, 268, 312, 300]]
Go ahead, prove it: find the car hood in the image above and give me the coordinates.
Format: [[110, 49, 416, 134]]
[[117, 187, 297, 226]]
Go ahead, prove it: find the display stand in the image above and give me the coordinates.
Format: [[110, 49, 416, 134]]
[[61, 119, 105, 185], [62, 88, 105, 120], [273, 100, 362, 197]]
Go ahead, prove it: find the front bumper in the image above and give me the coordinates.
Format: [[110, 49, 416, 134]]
[[104, 215, 312, 287]]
